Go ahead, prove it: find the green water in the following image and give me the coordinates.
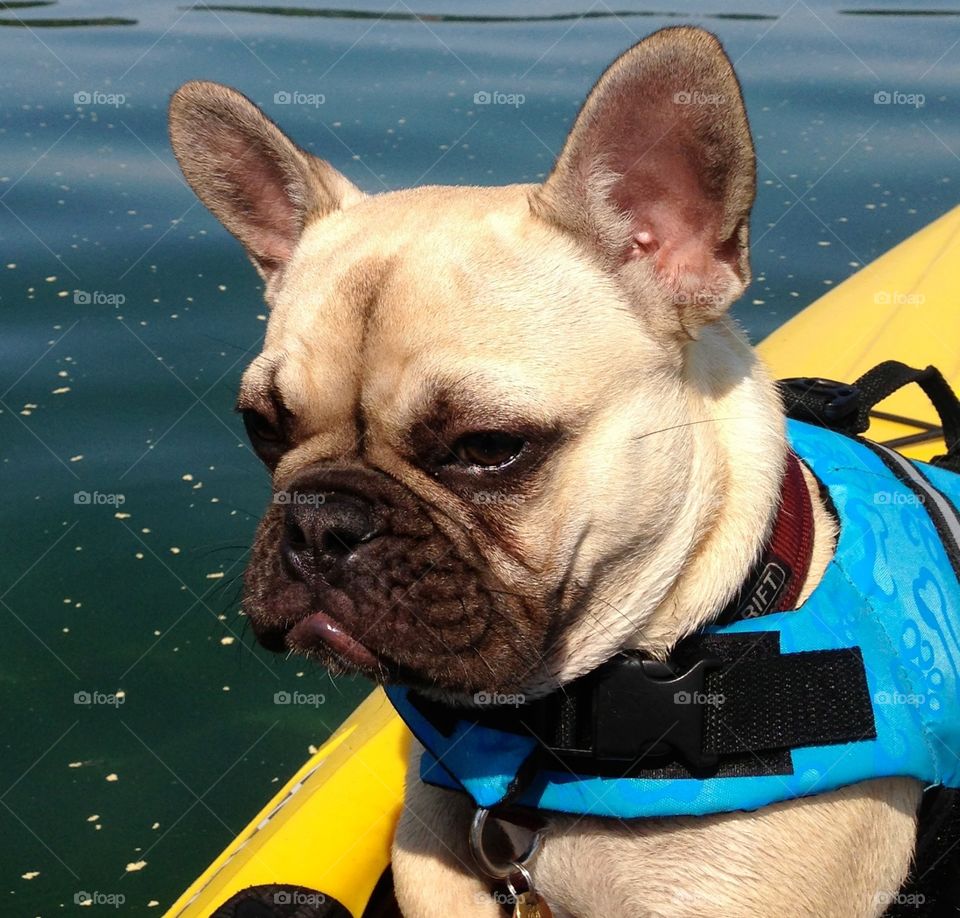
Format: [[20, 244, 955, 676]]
[[1, 1, 957, 913]]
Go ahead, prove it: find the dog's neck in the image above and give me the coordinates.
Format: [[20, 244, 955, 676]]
[[631, 324, 793, 655], [635, 324, 841, 660], [543, 321, 791, 687], [711, 450, 816, 624]]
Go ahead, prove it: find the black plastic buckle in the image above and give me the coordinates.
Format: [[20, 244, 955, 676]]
[[590, 655, 723, 772], [780, 377, 862, 428]]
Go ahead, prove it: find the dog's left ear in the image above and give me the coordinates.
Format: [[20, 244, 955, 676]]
[[168, 81, 364, 293], [533, 27, 755, 336]]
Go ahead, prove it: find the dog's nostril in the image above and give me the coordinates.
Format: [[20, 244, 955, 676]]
[[285, 519, 309, 551], [320, 527, 363, 556]]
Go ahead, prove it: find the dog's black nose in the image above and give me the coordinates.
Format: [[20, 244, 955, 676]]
[[281, 492, 380, 583]]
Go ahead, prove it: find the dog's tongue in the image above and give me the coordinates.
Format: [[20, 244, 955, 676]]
[[287, 610, 378, 670]]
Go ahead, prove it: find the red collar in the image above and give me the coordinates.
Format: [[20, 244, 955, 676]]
[[717, 452, 816, 623]]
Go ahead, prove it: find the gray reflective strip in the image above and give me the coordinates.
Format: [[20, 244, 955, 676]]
[[872, 443, 960, 554], [166, 757, 329, 917]]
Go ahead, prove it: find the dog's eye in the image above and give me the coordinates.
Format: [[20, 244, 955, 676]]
[[242, 409, 283, 446], [449, 431, 525, 469]]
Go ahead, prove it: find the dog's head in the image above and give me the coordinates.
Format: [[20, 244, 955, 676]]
[[169, 27, 777, 700]]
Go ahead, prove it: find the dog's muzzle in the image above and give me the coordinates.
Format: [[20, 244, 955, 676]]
[[243, 462, 552, 692]]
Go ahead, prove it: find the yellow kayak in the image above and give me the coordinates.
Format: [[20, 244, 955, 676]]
[[167, 203, 960, 917], [759, 203, 960, 459]]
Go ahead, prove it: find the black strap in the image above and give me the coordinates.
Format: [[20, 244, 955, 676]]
[[410, 632, 876, 780], [212, 884, 352, 917], [779, 361, 960, 473], [778, 376, 862, 432]]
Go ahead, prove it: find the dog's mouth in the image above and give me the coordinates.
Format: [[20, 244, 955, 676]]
[[252, 587, 387, 675], [287, 610, 380, 669], [256, 611, 380, 668]]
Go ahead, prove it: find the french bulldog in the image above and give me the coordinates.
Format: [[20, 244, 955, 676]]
[[169, 26, 920, 918]]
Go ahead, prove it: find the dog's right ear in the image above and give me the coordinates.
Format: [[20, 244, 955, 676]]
[[168, 81, 363, 290], [532, 27, 756, 339]]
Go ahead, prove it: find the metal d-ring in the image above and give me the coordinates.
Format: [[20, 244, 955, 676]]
[[469, 807, 543, 880], [504, 861, 535, 900]]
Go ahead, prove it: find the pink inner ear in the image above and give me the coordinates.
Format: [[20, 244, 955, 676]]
[[610, 132, 727, 292], [567, 53, 745, 298], [220, 132, 301, 268]]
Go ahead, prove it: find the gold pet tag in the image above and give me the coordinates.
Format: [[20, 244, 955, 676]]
[[512, 889, 553, 918], [507, 863, 553, 918]]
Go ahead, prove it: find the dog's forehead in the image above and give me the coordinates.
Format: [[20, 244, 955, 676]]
[[240, 185, 656, 431]]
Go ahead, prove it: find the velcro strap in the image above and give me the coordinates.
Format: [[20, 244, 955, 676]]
[[703, 645, 876, 755]]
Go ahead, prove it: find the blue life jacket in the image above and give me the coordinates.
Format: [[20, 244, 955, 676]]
[[386, 420, 960, 819]]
